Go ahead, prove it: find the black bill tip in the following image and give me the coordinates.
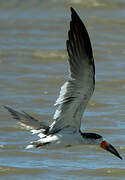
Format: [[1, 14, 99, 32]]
[[105, 144, 123, 160], [100, 140, 122, 160]]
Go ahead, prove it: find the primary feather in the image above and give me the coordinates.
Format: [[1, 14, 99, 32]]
[[3, 106, 49, 132], [49, 7, 95, 134]]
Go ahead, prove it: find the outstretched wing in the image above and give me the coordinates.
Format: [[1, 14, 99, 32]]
[[49, 7, 95, 134], [4, 106, 49, 132]]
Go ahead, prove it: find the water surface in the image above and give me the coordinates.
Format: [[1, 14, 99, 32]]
[[0, 0, 125, 179]]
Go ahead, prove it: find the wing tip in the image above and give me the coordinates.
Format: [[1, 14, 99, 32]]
[[70, 7, 74, 13], [69, 7, 94, 60], [70, 7, 76, 15], [3, 105, 10, 110], [70, 7, 80, 21], [3, 105, 16, 116]]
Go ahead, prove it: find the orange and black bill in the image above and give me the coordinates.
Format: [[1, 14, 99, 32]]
[[100, 140, 122, 160]]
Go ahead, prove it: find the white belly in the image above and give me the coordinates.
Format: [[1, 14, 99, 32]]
[[37, 131, 84, 149]]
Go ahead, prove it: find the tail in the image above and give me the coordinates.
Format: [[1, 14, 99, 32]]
[[3, 106, 49, 132], [26, 141, 50, 149]]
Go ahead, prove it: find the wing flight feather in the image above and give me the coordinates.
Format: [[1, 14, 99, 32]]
[[49, 8, 95, 134]]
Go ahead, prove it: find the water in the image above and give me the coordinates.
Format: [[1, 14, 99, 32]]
[[0, 0, 125, 179]]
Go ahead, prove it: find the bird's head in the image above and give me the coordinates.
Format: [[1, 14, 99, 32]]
[[81, 132, 122, 159]]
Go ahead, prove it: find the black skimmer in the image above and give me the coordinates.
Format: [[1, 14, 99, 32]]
[[4, 7, 122, 159]]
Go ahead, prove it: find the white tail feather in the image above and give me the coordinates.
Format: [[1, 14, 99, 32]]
[[25, 144, 34, 149]]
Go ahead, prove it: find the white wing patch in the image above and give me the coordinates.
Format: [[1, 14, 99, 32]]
[[54, 82, 69, 106]]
